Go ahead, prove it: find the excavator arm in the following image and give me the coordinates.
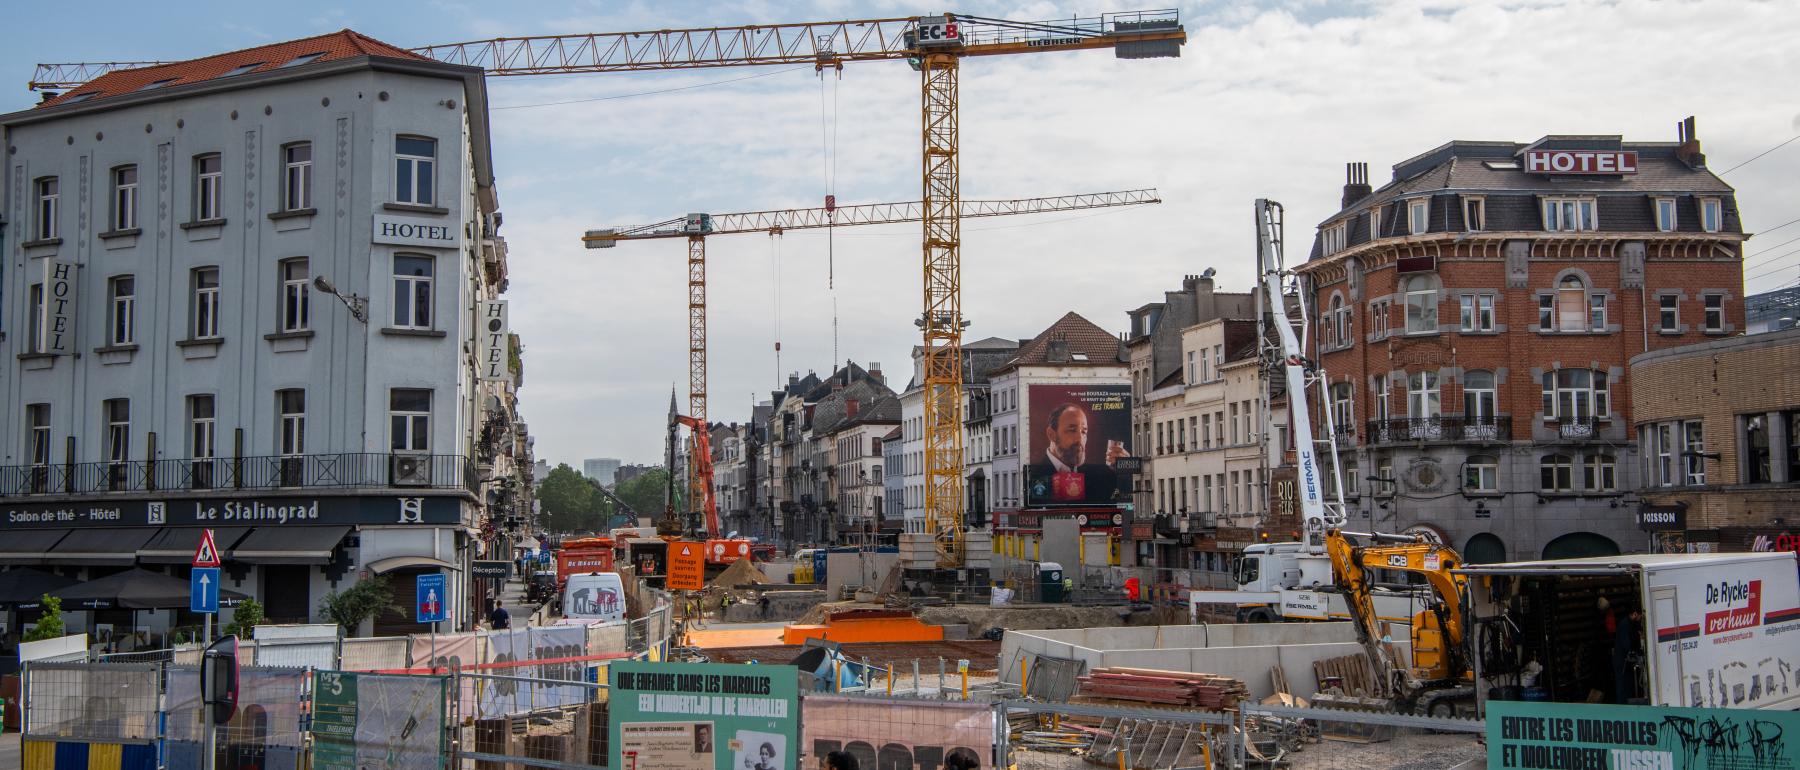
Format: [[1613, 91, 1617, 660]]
[[1325, 530, 1471, 704], [673, 414, 721, 539]]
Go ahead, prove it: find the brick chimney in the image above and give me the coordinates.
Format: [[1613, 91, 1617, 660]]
[[1342, 162, 1372, 209], [868, 361, 883, 384], [847, 399, 860, 419], [1047, 336, 1071, 363], [1676, 116, 1706, 169]]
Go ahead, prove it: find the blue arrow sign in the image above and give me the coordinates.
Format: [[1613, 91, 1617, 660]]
[[191, 567, 221, 614], [416, 573, 447, 624]]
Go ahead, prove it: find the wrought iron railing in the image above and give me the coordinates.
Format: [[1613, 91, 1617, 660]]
[[1364, 416, 1512, 445], [0, 453, 476, 497], [1552, 415, 1599, 440]]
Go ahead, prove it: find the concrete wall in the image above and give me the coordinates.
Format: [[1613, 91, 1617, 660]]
[[824, 551, 897, 598], [723, 590, 824, 622], [999, 622, 1367, 699]]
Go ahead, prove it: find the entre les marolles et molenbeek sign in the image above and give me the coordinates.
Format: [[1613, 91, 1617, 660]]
[[2, 495, 462, 528]]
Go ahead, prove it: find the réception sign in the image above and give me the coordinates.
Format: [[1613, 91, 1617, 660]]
[[1524, 149, 1638, 175], [1487, 700, 1800, 770]]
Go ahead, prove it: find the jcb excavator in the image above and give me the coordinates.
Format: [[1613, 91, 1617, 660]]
[[1256, 199, 1475, 716]]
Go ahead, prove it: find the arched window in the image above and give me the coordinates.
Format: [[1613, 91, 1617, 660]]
[[1539, 454, 1574, 492], [1464, 533, 1507, 564], [1557, 275, 1587, 332], [1330, 382, 1354, 434], [1464, 454, 1499, 492], [1404, 275, 1439, 333], [1322, 296, 1339, 347]]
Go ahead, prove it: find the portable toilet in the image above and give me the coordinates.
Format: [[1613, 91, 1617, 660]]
[[1039, 562, 1065, 603]]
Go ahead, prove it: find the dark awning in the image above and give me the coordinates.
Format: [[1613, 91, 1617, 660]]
[[366, 555, 456, 574], [0, 530, 73, 565], [51, 567, 247, 610], [228, 526, 350, 565], [0, 567, 80, 608], [137, 527, 252, 564], [42, 528, 160, 566]]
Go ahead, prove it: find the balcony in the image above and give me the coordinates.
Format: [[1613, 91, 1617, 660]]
[[1365, 416, 1512, 445], [1552, 415, 1599, 440], [0, 453, 478, 498]]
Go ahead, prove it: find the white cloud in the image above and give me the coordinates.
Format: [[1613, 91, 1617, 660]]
[[485, 0, 1800, 465]]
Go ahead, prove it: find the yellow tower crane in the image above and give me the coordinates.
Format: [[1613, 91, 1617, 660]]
[[585, 189, 1162, 531], [33, 11, 1186, 569]]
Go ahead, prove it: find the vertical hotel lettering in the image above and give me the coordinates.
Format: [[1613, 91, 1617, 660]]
[[480, 300, 509, 381], [46, 259, 78, 355]]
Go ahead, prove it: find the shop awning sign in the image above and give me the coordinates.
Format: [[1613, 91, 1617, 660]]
[[1636, 505, 1686, 531]]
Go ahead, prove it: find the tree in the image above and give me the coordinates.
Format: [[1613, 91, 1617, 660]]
[[23, 594, 66, 642], [615, 468, 671, 523], [223, 597, 266, 638], [318, 575, 403, 636], [538, 464, 602, 533]]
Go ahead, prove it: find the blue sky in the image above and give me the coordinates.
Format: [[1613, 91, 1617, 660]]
[[7, 1, 1798, 466]]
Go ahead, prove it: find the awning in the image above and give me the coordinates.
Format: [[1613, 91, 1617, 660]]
[[0, 567, 80, 608], [228, 526, 350, 565], [43, 528, 160, 566], [137, 527, 251, 564], [51, 567, 247, 610], [365, 555, 457, 574], [0, 530, 73, 565], [966, 468, 986, 480]]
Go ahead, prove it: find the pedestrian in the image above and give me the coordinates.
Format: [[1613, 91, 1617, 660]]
[[1612, 605, 1643, 703], [489, 600, 511, 630], [759, 594, 771, 618], [824, 750, 860, 770]]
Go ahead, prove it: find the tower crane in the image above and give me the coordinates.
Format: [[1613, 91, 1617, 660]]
[[34, 12, 1185, 571]]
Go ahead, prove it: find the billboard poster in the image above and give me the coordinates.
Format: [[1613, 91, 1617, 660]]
[[610, 661, 799, 770], [1026, 384, 1133, 506], [1486, 700, 1800, 770], [803, 695, 994, 769]]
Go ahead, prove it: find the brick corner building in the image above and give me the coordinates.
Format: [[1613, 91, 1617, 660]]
[[1295, 118, 1748, 563]]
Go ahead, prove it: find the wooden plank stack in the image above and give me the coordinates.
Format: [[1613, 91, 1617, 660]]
[[1311, 653, 1378, 697], [1076, 667, 1249, 710]]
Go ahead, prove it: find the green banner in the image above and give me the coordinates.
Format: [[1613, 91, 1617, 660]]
[[610, 661, 800, 770], [309, 670, 448, 770], [1487, 700, 1800, 770]]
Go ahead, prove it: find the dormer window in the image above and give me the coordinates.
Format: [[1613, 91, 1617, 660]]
[[1322, 222, 1347, 256], [1700, 198, 1722, 232], [219, 62, 265, 78], [1653, 197, 1677, 232], [1542, 197, 1596, 232], [1462, 196, 1485, 232], [1408, 199, 1429, 235]]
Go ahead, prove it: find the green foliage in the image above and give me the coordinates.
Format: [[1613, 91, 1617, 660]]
[[539, 464, 604, 533], [223, 597, 266, 638], [318, 575, 403, 636], [23, 594, 65, 642], [615, 468, 670, 523]]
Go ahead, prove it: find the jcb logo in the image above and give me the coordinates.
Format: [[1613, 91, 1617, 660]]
[[1386, 554, 1409, 567]]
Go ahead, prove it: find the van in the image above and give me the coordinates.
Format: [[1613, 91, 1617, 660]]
[[563, 572, 627, 622]]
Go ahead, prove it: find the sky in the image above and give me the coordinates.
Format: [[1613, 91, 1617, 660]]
[[6, 0, 1797, 467]]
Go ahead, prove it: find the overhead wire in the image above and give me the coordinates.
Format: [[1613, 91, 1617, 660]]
[[1718, 133, 1800, 176]]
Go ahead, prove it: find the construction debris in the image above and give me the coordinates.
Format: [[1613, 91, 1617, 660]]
[[708, 557, 770, 589], [1076, 667, 1249, 710], [1311, 653, 1378, 698]]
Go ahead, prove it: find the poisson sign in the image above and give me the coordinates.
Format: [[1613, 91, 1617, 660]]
[[1524, 150, 1638, 175]]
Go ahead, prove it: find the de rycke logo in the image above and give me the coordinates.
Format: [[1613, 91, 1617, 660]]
[[1703, 579, 1762, 634]]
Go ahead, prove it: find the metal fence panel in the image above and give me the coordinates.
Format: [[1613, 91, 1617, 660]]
[[22, 661, 160, 742], [458, 671, 608, 769], [253, 639, 339, 670], [341, 636, 411, 671]]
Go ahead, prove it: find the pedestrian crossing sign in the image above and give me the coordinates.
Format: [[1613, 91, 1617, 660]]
[[193, 529, 222, 567]]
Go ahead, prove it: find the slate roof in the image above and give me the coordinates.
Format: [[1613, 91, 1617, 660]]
[[810, 378, 901, 436], [37, 30, 430, 110], [993, 312, 1124, 373]]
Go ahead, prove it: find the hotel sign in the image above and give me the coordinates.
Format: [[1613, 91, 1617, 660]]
[[1, 495, 463, 529], [1524, 150, 1638, 175], [372, 214, 458, 249]]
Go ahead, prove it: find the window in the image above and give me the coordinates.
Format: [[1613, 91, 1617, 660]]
[[1700, 198, 1722, 233], [111, 166, 138, 230], [1201, 414, 1211, 449], [27, 403, 51, 470], [1703, 294, 1724, 333], [1373, 374, 1390, 422], [1556, 276, 1587, 332], [219, 62, 264, 78], [1322, 222, 1347, 256], [27, 284, 44, 353], [1229, 403, 1239, 444], [1370, 300, 1390, 338], [1654, 198, 1676, 232], [390, 389, 432, 452], [1463, 370, 1496, 420], [189, 395, 217, 487], [1788, 411, 1800, 483], [1463, 196, 1485, 231], [107, 276, 135, 346], [1681, 420, 1705, 485], [1465, 455, 1498, 492], [104, 398, 130, 464], [280, 259, 310, 333], [1542, 197, 1596, 231], [278, 390, 306, 456], [1213, 345, 1223, 375], [1156, 424, 1165, 455], [280, 51, 326, 68], [1653, 423, 1676, 487], [1744, 415, 1772, 484], [1658, 294, 1679, 333], [392, 255, 434, 329], [195, 154, 223, 221], [1540, 454, 1574, 492], [1186, 351, 1196, 384], [1323, 296, 1342, 347], [1369, 206, 1383, 240], [1589, 293, 1607, 331], [395, 136, 436, 206], [283, 143, 312, 210], [1585, 454, 1617, 491], [1538, 295, 1554, 331], [35, 177, 58, 239], [192, 268, 221, 339], [1403, 275, 1439, 333], [1331, 383, 1354, 433], [1408, 371, 1440, 418], [1542, 368, 1609, 420], [1459, 294, 1495, 332], [1408, 199, 1429, 235]]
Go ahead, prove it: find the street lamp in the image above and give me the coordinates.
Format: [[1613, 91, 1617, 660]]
[[313, 275, 368, 323]]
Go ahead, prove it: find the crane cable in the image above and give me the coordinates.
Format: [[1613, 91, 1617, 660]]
[[819, 65, 842, 363]]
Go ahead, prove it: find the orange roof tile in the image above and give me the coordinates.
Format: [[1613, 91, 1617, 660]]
[[39, 29, 429, 109], [1006, 311, 1124, 368]]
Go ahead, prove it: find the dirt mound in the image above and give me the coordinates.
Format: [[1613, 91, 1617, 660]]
[[794, 600, 880, 626], [708, 558, 770, 589]]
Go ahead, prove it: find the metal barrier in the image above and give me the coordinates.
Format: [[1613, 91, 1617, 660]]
[[20, 661, 160, 743], [455, 671, 609, 769], [165, 665, 309, 769]]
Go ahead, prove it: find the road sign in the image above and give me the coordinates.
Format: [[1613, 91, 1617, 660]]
[[471, 560, 512, 579], [667, 542, 705, 591], [193, 528, 221, 567], [416, 573, 447, 624], [191, 567, 221, 614]]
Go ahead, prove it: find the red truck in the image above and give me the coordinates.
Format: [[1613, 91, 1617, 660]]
[[554, 537, 615, 585]]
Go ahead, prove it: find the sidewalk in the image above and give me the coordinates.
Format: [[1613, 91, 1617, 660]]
[[0, 731, 19, 767]]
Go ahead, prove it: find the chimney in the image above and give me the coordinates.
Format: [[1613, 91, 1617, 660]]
[[1046, 336, 1071, 363], [1676, 115, 1706, 169], [1342, 162, 1372, 209], [788, 372, 799, 387], [868, 361, 883, 384], [38, 91, 61, 105], [847, 399, 860, 419]]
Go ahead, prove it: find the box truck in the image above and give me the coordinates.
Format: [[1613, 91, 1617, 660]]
[[1460, 552, 1800, 711]]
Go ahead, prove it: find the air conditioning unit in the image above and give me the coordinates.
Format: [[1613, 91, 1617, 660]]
[[391, 453, 433, 487]]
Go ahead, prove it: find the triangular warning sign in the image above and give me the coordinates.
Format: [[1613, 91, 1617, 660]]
[[193, 528, 221, 567]]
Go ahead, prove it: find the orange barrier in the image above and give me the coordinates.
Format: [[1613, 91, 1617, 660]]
[[782, 610, 945, 645]]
